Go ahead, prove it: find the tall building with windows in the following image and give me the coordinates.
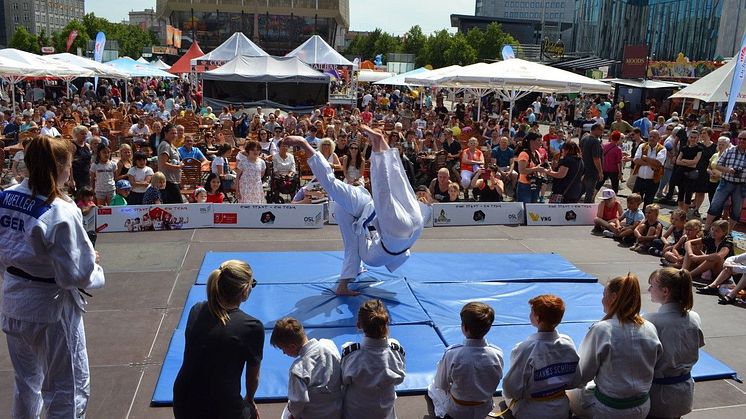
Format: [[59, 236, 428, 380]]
[[156, 0, 349, 55], [476, 0, 573, 24], [573, 0, 726, 62], [1, 0, 84, 47]]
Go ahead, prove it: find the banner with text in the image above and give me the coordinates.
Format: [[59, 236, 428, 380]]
[[525, 203, 597, 226], [212, 204, 325, 229], [96, 204, 213, 232], [432, 202, 524, 226], [327, 201, 434, 227]]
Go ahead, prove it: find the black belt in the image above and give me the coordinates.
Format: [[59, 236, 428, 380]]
[[365, 212, 410, 257], [7, 266, 55, 284], [652, 372, 691, 385]]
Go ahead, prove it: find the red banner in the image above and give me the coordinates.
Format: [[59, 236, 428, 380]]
[[622, 45, 648, 79], [66, 30, 78, 52]]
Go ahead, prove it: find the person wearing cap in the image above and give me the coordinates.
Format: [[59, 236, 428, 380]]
[[284, 125, 431, 296], [110, 180, 131, 206]]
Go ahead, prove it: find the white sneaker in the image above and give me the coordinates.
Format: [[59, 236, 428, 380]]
[[602, 230, 616, 238]]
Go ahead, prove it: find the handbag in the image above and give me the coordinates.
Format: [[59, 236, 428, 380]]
[[685, 170, 699, 180], [626, 174, 637, 191]]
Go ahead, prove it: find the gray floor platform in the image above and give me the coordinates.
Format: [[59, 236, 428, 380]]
[[1, 224, 745, 418]]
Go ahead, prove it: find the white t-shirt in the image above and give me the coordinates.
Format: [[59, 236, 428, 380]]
[[127, 165, 154, 193], [91, 160, 117, 193], [211, 156, 231, 176], [129, 124, 151, 140]]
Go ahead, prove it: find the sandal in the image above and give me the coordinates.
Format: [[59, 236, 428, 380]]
[[696, 285, 719, 295], [718, 294, 737, 305]]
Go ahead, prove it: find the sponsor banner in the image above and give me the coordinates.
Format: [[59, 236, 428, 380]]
[[622, 45, 648, 79], [327, 201, 434, 228], [212, 204, 325, 229], [96, 204, 213, 232], [525, 203, 597, 226], [432, 202, 524, 226]]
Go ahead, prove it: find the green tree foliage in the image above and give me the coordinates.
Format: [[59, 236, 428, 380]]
[[9, 26, 39, 53], [51, 20, 91, 54], [345, 23, 518, 68], [81, 13, 158, 58]]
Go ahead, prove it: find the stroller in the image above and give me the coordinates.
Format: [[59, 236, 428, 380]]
[[266, 164, 300, 204]]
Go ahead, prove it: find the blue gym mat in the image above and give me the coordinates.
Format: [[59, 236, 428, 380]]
[[152, 324, 446, 405], [153, 251, 738, 406]]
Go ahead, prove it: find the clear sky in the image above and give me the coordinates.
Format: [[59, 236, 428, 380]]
[[85, 0, 474, 35]]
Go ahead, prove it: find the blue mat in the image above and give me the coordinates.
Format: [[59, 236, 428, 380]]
[[176, 279, 432, 330], [410, 281, 606, 326], [153, 251, 738, 406], [152, 324, 446, 405]]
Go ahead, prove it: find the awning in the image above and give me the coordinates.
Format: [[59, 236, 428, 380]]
[[552, 56, 620, 71], [602, 78, 689, 89]]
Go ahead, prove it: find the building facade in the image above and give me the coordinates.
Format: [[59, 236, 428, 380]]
[[156, 0, 349, 56], [573, 0, 726, 62], [716, 0, 746, 59], [1, 0, 84, 47], [476, 0, 574, 23]]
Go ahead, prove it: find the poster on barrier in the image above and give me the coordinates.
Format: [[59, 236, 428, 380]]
[[524, 203, 597, 226], [327, 201, 434, 227], [431, 202, 524, 226], [96, 204, 213, 232], [212, 204, 325, 229]]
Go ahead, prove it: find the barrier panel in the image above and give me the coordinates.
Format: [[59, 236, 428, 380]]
[[525, 203, 597, 226], [96, 203, 325, 232], [431, 202, 524, 226]]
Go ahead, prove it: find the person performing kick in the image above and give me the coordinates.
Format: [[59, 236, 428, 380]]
[[284, 125, 431, 295]]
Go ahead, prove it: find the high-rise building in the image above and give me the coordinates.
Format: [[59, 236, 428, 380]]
[[476, 0, 574, 24], [1, 0, 85, 47], [156, 0, 349, 55], [573, 0, 728, 62]]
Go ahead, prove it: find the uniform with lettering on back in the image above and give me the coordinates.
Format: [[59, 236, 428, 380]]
[[0, 180, 105, 418]]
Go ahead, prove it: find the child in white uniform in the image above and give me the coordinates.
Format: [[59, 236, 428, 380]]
[[284, 126, 432, 296], [271, 317, 343, 419], [427, 302, 504, 419], [502, 295, 581, 419], [340, 299, 405, 419], [569, 274, 662, 419], [644, 268, 705, 419]]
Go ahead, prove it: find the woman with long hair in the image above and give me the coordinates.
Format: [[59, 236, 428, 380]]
[[173, 260, 263, 419], [0, 135, 105, 418], [342, 142, 365, 185], [569, 274, 662, 419], [644, 268, 704, 418]]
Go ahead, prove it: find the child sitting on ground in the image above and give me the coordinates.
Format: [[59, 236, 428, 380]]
[[684, 219, 735, 281], [592, 189, 622, 235], [697, 252, 746, 304], [631, 204, 663, 253], [501, 295, 581, 419], [609, 193, 644, 244], [341, 300, 405, 419], [427, 302, 504, 419], [662, 219, 703, 268], [649, 208, 687, 257], [270, 317, 343, 419]]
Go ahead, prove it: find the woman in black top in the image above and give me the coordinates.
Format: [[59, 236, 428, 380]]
[[692, 128, 718, 217], [672, 130, 703, 212], [472, 167, 504, 202], [546, 142, 584, 203], [173, 260, 264, 419]]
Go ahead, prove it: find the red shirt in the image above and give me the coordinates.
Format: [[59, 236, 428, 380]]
[[602, 141, 623, 173], [205, 192, 224, 203], [361, 111, 373, 124], [322, 106, 336, 118]]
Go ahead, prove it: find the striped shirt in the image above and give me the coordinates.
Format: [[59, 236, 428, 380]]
[[717, 146, 746, 183]]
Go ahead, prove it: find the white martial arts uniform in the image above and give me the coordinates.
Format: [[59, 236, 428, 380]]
[[569, 316, 662, 419], [281, 338, 343, 419], [643, 303, 704, 418], [428, 338, 504, 419], [340, 337, 405, 419], [502, 331, 581, 419], [0, 180, 105, 419], [307, 149, 431, 281]]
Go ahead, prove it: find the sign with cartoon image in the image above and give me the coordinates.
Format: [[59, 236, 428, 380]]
[[431, 202, 523, 226]]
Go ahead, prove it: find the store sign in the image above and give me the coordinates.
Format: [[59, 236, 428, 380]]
[[622, 45, 648, 79], [151, 46, 178, 55], [524, 204, 597, 226], [41, 46, 55, 54], [541, 39, 565, 59]]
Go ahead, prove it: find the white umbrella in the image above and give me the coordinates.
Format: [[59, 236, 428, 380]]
[[404, 65, 463, 86], [669, 59, 746, 103], [48, 52, 129, 79], [0, 55, 41, 111]]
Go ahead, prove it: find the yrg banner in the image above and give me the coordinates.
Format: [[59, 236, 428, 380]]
[[524, 203, 597, 226], [212, 204, 325, 229], [96, 204, 213, 232], [431, 202, 524, 226]]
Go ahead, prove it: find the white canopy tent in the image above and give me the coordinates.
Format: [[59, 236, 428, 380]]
[[602, 78, 689, 90], [0, 49, 94, 108], [136, 57, 150, 64], [667, 60, 744, 124], [151, 58, 171, 70], [0, 55, 41, 110], [404, 65, 462, 86], [286, 34, 353, 66], [374, 67, 430, 87], [48, 53, 129, 79], [358, 70, 396, 83], [424, 58, 611, 121], [191, 32, 268, 72]]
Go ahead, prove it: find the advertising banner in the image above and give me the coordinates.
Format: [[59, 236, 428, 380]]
[[622, 45, 648, 79], [327, 201, 434, 227], [524, 203, 597, 226], [431, 202, 524, 226], [212, 204, 325, 229], [96, 204, 213, 232]]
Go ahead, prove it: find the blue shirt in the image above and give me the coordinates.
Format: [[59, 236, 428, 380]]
[[622, 208, 644, 226], [633, 117, 651, 139], [178, 146, 206, 161], [491, 146, 515, 168]]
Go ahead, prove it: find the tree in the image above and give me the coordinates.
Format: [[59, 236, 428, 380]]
[[51, 20, 91, 54], [480, 22, 518, 61], [426, 30, 453, 68], [465, 27, 485, 59], [81, 13, 158, 59], [402, 25, 426, 56], [444, 32, 477, 66], [9, 27, 38, 53], [373, 32, 400, 63]]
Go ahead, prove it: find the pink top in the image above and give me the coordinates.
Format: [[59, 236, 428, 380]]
[[602, 142, 623, 173]]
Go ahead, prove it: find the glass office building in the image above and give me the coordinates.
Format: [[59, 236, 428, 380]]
[[156, 0, 349, 55], [573, 0, 724, 61]]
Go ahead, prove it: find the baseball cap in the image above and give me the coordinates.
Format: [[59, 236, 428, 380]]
[[600, 188, 615, 200], [115, 179, 131, 190]]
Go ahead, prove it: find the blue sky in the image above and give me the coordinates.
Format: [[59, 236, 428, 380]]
[[85, 0, 474, 34]]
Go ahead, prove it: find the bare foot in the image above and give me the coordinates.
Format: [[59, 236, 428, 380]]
[[335, 280, 361, 296]]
